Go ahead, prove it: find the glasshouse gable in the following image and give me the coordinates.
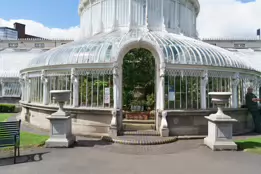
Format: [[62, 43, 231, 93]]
[[20, 0, 261, 136], [0, 48, 44, 103]]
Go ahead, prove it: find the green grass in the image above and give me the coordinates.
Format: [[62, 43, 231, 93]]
[[0, 132, 49, 152], [0, 113, 15, 122], [235, 137, 261, 154], [20, 132, 49, 148], [0, 114, 49, 151]]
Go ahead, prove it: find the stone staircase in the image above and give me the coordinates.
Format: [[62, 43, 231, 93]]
[[102, 119, 177, 145], [122, 119, 156, 131]]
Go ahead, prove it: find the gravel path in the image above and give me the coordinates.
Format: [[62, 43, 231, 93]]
[[7, 114, 48, 136]]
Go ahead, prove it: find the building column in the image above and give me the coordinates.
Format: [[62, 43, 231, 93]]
[[41, 70, 49, 105], [71, 68, 79, 107], [113, 63, 120, 110], [110, 63, 120, 136], [128, 0, 133, 29], [158, 63, 169, 136], [200, 70, 208, 109], [159, 63, 165, 110], [19, 76, 25, 101], [0, 80, 4, 97], [113, 0, 118, 30], [160, 0, 165, 31], [99, 0, 103, 32], [232, 73, 240, 108], [25, 75, 31, 103]]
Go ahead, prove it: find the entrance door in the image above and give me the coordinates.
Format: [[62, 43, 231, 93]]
[[122, 48, 156, 131]]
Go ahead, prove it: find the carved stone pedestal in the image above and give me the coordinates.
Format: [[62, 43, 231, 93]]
[[109, 110, 118, 137], [160, 111, 169, 137], [204, 115, 237, 151], [46, 116, 75, 148], [45, 90, 75, 148], [204, 92, 237, 151]]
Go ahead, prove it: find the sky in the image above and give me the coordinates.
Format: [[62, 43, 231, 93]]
[[0, 0, 260, 39]]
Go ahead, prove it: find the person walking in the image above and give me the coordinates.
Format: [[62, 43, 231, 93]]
[[245, 87, 261, 133]]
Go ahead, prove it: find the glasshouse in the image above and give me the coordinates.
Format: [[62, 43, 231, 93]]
[[19, 0, 261, 136], [0, 48, 44, 103]]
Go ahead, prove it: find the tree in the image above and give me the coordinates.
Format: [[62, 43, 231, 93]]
[[122, 48, 156, 110]]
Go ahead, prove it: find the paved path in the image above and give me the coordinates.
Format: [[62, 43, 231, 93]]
[[8, 114, 48, 136], [1, 137, 261, 174], [2, 114, 261, 174]]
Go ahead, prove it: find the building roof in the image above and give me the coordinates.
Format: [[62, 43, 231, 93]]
[[234, 49, 261, 72], [0, 49, 45, 78], [26, 29, 256, 72]]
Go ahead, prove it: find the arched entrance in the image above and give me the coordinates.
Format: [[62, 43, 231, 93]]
[[114, 39, 165, 133], [122, 48, 156, 131]]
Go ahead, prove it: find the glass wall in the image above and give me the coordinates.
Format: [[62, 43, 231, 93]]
[[78, 74, 113, 108], [24, 73, 114, 108], [165, 75, 201, 110], [206, 77, 232, 108], [30, 77, 43, 103], [0, 28, 18, 40], [165, 75, 234, 110], [49, 75, 72, 105], [3, 81, 21, 97]]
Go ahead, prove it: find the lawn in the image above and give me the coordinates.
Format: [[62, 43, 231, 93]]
[[0, 113, 15, 122], [20, 132, 49, 148], [235, 137, 261, 154], [0, 113, 49, 151]]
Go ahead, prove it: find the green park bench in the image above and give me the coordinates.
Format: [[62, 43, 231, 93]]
[[0, 120, 21, 164]]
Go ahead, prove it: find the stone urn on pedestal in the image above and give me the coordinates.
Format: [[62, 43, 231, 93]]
[[204, 92, 237, 151], [45, 90, 75, 148]]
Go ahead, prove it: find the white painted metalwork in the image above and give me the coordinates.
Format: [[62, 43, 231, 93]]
[[25, 30, 256, 72]]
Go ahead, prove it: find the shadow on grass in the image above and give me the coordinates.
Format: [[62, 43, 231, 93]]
[[236, 141, 261, 151], [0, 151, 50, 166]]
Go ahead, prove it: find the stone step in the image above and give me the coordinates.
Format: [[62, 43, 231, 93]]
[[123, 123, 156, 131], [122, 119, 155, 124], [102, 135, 177, 145], [121, 130, 160, 136]]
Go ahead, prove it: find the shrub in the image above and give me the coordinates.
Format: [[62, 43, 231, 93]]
[[0, 104, 16, 113]]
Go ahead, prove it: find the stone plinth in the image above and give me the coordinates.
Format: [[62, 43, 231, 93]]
[[204, 92, 238, 151], [45, 90, 75, 148], [46, 115, 75, 147], [204, 115, 237, 151]]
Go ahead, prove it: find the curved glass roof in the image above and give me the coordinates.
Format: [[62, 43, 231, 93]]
[[234, 49, 261, 72], [0, 49, 44, 78], [27, 29, 256, 71]]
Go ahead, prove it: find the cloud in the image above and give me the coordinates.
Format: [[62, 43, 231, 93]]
[[0, 18, 80, 40], [1, 0, 261, 39], [197, 0, 261, 38]]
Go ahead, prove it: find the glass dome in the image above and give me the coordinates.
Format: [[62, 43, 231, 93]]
[[26, 29, 256, 71]]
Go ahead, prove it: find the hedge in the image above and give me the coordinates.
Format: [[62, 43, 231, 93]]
[[0, 104, 16, 113]]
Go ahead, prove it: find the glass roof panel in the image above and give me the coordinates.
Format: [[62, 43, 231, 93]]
[[23, 29, 257, 72]]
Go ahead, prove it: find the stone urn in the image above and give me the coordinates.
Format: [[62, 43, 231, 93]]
[[208, 92, 233, 119], [133, 86, 145, 100], [45, 90, 75, 148], [131, 86, 145, 112], [204, 92, 237, 151], [50, 90, 71, 115]]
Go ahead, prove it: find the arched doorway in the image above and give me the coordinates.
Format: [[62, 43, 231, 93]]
[[121, 48, 156, 131]]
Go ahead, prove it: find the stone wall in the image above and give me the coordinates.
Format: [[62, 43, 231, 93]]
[[166, 108, 254, 136], [20, 102, 113, 136]]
